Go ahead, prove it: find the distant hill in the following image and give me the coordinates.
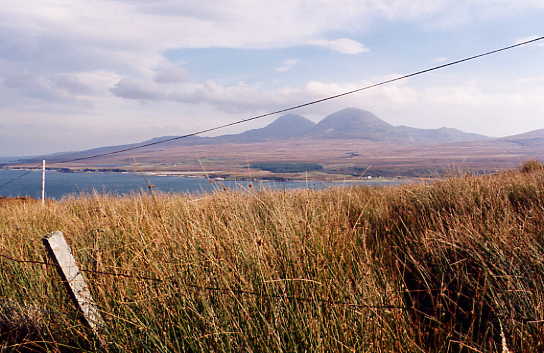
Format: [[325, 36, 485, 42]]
[[215, 114, 315, 142], [9, 108, 544, 178], [15, 135, 209, 164], [308, 108, 393, 139], [393, 126, 490, 144], [500, 129, 544, 147], [14, 108, 500, 165], [0, 156, 23, 163], [308, 108, 489, 143], [17, 114, 316, 163]]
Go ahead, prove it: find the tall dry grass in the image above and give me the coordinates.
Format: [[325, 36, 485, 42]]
[[1, 164, 543, 352]]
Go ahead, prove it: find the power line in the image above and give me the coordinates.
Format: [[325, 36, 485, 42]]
[[49, 35, 544, 165], [0, 170, 34, 191], [1, 35, 543, 193]]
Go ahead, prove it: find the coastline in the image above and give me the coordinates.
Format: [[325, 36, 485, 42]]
[[2, 166, 417, 184]]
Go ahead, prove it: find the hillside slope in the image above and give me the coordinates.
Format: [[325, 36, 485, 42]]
[[15, 108, 491, 165], [308, 108, 489, 143], [500, 128, 544, 147]]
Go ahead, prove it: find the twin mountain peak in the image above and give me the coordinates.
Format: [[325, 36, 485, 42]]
[[173, 107, 489, 145], [21, 107, 544, 164]]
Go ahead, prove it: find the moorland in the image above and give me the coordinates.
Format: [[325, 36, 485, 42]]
[[1, 161, 544, 352], [10, 108, 544, 181]]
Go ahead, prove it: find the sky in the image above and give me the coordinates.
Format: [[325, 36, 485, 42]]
[[1, 0, 544, 156]]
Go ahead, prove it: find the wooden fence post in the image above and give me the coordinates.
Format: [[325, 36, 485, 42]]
[[42, 231, 105, 344]]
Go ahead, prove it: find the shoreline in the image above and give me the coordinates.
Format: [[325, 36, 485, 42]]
[[2, 166, 416, 184]]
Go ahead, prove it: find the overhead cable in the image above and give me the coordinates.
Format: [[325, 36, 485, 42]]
[[51, 35, 544, 164]]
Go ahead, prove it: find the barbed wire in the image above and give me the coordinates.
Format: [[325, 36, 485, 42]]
[[3, 252, 543, 324], [0, 253, 405, 310]]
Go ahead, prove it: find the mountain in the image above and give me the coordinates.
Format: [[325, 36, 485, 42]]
[[13, 108, 493, 165], [11, 114, 315, 164], [0, 156, 23, 163], [142, 114, 315, 147], [309, 108, 393, 139], [307, 108, 489, 143], [501, 129, 544, 147], [215, 114, 315, 142], [393, 126, 490, 144]]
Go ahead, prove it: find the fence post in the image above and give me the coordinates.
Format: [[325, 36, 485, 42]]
[[42, 231, 105, 344], [41, 160, 45, 206]]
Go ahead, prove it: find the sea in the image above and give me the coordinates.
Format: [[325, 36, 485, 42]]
[[0, 169, 406, 200]]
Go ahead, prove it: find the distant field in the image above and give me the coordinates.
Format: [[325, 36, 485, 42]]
[[249, 161, 324, 173], [1, 162, 544, 352], [27, 137, 544, 180]]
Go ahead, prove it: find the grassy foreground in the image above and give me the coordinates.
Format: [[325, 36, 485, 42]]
[[1, 164, 544, 352]]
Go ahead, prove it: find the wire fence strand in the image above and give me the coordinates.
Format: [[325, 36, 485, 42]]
[[4, 252, 543, 323], [0, 253, 405, 310]]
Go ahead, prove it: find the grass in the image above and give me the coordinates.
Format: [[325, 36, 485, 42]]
[[1, 162, 544, 352]]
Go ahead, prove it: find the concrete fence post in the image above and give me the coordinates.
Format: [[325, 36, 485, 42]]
[[42, 231, 105, 345]]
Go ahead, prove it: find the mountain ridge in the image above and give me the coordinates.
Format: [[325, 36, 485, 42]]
[[13, 107, 535, 164], [137, 107, 491, 146], [306, 108, 490, 143]]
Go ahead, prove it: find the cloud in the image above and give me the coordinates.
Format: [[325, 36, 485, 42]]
[[5, 71, 544, 155], [154, 63, 187, 84], [0, 2, 540, 89], [1, 72, 100, 103], [293, 76, 544, 137], [306, 38, 369, 54], [1, 0, 544, 155], [107, 70, 544, 139], [111, 78, 161, 100], [110, 77, 303, 113], [514, 35, 544, 47], [0, 69, 120, 114], [275, 59, 299, 72], [432, 57, 449, 63], [4, 1, 532, 86]]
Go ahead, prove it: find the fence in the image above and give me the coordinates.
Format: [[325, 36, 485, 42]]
[[1, 230, 411, 348]]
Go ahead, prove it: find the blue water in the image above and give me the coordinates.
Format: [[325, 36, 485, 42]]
[[0, 169, 405, 199]]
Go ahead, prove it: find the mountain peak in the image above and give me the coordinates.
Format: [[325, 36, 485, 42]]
[[265, 114, 315, 130], [310, 107, 393, 139], [29, 108, 494, 165], [225, 114, 315, 141]]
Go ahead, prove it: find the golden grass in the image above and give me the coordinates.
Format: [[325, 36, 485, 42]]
[[1, 164, 544, 352]]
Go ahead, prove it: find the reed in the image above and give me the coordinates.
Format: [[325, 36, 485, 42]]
[[1, 162, 543, 352]]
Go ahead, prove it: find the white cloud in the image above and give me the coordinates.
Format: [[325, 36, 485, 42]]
[[1, 0, 544, 154], [4, 1, 536, 86], [105, 70, 544, 139], [154, 63, 187, 84], [306, 38, 369, 54], [432, 57, 449, 63], [293, 77, 544, 137], [3, 71, 544, 155], [275, 59, 299, 72], [110, 78, 306, 113], [514, 35, 544, 47], [111, 78, 162, 100]]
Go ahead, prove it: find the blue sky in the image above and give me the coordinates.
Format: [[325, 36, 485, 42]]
[[167, 12, 543, 84], [1, 1, 544, 156]]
